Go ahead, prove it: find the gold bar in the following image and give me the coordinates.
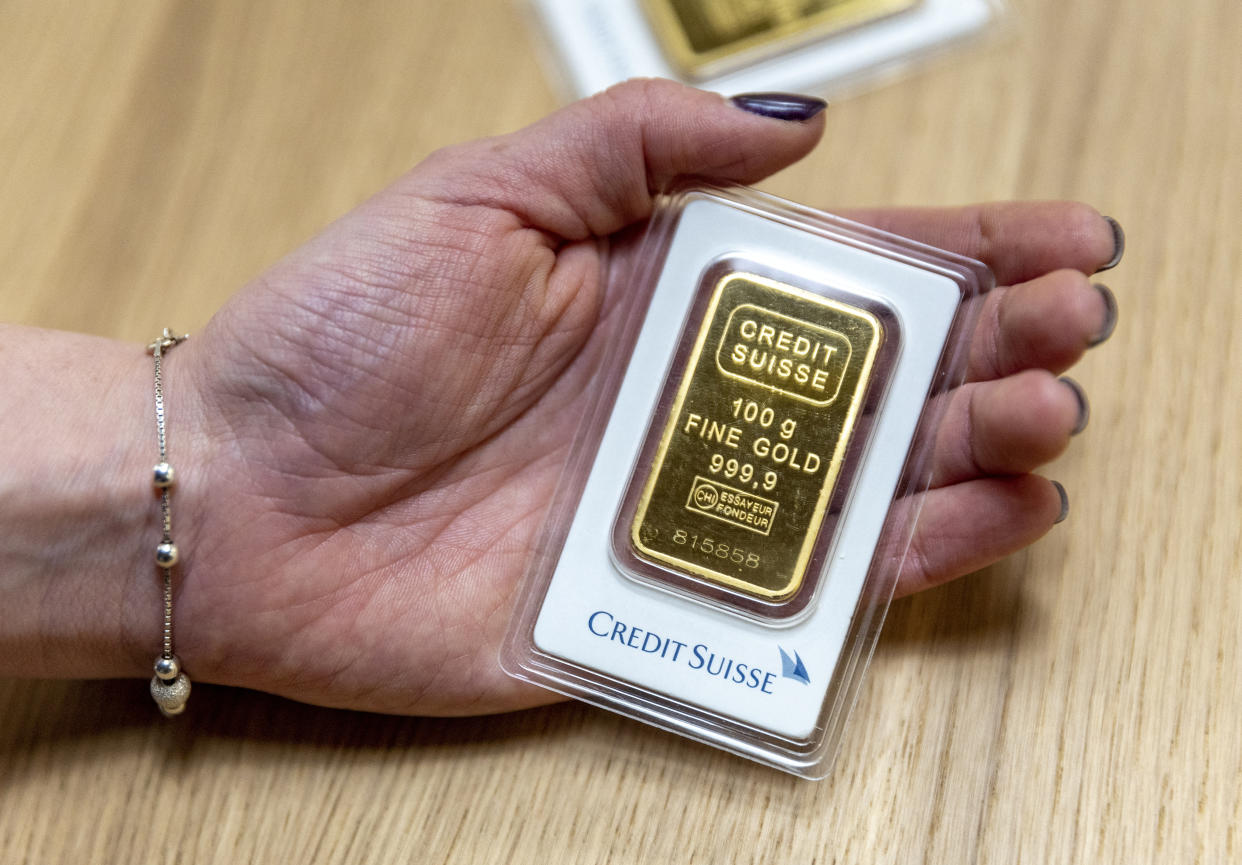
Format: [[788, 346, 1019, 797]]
[[642, 0, 921, 79], [630, 272, 882, 601]]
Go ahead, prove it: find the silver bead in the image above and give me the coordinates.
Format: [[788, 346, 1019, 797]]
[[150, 673, 191, 713], [153, 461, 176, 488], [155, 542, 179, 568], [154, 655, 181, 681]]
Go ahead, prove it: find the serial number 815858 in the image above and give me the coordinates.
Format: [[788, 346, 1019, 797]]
[[672, 528, 761, 568]]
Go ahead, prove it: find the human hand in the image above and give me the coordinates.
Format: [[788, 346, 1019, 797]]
[[161, 80, 1119, 716]]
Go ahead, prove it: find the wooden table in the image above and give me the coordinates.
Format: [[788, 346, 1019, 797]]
[[2, 1, 1238, 861]]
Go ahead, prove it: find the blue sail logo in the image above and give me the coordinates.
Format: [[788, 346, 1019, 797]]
[[778, 647, 810, 685]]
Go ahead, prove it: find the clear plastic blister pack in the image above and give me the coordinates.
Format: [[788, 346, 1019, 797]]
[[501, 184, 991, 778], [523, 0, 1008, 102]]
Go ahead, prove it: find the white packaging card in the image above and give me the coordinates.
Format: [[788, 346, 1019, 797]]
[[531, 198, 958, 739], [526, 0, 999, 100]]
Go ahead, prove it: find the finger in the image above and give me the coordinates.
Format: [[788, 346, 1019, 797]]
[[895, 475, 1067, 597], [929, 369, 1087, 488], [967, 269, 1117, 382], [410, 79, 826, 240], [841, 201, 1122, 285]]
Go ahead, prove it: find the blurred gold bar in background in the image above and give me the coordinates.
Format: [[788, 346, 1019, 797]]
[[643, 0, 921, 79]]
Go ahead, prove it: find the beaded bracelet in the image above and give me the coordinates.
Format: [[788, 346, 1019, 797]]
[[146, 328, 192, 716]]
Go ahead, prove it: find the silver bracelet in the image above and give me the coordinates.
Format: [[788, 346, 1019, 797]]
[[146, 328, 192, 717]]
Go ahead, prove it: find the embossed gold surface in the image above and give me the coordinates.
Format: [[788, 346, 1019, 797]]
[[631, 272, 882, 600], [642, 0, 920, 78]]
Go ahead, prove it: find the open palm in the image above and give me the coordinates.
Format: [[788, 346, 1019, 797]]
[[166, 81, 1118, 716]]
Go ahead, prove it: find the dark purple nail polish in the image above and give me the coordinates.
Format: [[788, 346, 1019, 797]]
[[1051, 481, 1069, 524], [730, 92, 828, 122], [1098, 216, 1125, 272], [1060, 377, 1090, 435], [1088, 283, 1118, 347]]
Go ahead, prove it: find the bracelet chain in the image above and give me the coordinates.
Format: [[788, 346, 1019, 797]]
[[146, 328, 192, 717]]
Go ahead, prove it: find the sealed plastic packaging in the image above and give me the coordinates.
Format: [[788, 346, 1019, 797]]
[[524, 0, 1007, 102], [501, 184, 991, 778]]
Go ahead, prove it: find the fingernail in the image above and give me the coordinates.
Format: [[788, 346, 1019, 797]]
[[1097, 216, 1125, 272], [1088, 283, 1118, 347], [730, 92, 828, 122], [1051, 481, 1070, 524], [1060, 376, 1090, 435]]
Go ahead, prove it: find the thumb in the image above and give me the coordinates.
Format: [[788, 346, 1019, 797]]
[[409, 78, 827, 240]]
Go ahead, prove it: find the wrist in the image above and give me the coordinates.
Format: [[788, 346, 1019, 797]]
[[0, 326, 215, 680]]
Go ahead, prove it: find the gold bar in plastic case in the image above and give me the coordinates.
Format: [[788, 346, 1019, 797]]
[[642, 0, 921, 79]]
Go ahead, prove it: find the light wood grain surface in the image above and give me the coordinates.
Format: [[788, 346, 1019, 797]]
[[2, 1, 1239, 862]]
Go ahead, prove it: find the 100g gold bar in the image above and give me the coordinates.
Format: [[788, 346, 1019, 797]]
[[629, 272, 882, 600]]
